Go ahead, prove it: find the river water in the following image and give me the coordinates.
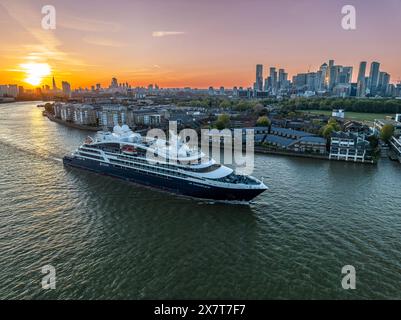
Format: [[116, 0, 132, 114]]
[[1, 102, 401, 299]]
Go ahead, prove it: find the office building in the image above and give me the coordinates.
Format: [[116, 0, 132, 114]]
[[269, 67, 278, 94], [255, 64, 264, 92], [62, 81, 72, 97], [369, 62, 380, 96], [356, 61, 367, 97]]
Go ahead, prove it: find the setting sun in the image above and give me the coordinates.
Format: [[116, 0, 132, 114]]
[[19, 62, 51, 86]]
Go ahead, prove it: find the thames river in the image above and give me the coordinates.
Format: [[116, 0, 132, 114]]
[[1, 102, 401, 299]]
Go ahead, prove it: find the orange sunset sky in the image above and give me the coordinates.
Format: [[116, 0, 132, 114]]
[[0, 0, 400, 89]]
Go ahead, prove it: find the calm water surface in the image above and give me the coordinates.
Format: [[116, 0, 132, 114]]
[[1, 102, 401, 299]]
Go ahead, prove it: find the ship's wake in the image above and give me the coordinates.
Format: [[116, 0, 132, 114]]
[[0, 138, 63, 164]]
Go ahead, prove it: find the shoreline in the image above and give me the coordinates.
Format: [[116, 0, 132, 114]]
[[254, 146, 329, 161], [43, 111, 377, 164], [44, 112, 101, 132], [254, 146, 376, 164]]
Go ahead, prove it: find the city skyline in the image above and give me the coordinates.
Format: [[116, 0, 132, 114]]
[[2, 58, 399, 92], [0, 0, 401, 88]]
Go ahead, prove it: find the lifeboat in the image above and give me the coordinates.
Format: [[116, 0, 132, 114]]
[[122, 145, 137, 155]]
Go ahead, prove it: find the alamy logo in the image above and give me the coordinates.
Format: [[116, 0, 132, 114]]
[[341, 5, 356, 30], [341, 265, 356, 289], [41, 5, 56, 30], [41, 265, 56, 290], [145, 121, 255, 175]]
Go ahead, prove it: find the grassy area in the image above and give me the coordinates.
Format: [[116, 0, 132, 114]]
[[300, 110, 393, 122]]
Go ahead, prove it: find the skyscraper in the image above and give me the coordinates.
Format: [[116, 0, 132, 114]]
[[356, 61, 367, 97], [378, 72, 390, 96], [269, 67, 277, 94], [111, 77, 118, 88], [337, 67, 353, 84], [357, 61, 367, 83], [319, 63, 329, 90], [369, 61, 380, 96], [315, 70, 324, 91], [306, 72, 317, 91], [62, 81, 71, 97], [263, 77, 270, 92], [52, 76, 57, 91], [255, 64, 263, 91], [328, 60, 336, 91], [293, 73, 307, 90], [278, 69, 286, 90]]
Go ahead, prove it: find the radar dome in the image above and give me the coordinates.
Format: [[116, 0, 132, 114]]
[[113, 125, 122, 133], [121, 124, 130, 132], [128, 133, 141, 143]]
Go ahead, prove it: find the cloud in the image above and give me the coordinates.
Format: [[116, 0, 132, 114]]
[[152, 31, 186, 37]]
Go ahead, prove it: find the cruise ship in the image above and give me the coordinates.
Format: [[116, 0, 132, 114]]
[[63, 125, 267, 201]]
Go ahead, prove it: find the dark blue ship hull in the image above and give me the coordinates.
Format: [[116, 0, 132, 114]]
[[63, 156, 266, 201]]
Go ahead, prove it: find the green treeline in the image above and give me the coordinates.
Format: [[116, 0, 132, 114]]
[[172, 96, 401, 114], [281, 98, 401, 114]]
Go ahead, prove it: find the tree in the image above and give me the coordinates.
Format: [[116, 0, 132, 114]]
[[219, 100, 231, 109], [253, 103, 265, 115], [327, 118, 341, 131], [215, 114, 231, 130], [235, 101, 251, 111], [256, 116, 271, 127], [380, 124, 394, 141], [322, 124, 336, 139], [367, 135, 379, 148]]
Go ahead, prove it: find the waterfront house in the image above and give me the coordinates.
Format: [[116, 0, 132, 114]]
[[329, 132, 372, 163], [373, 119, 401, 136], [73, 104, 97, 126], [389, 136, 401, 162], [288, 136, 327, 154], [270, 127, 312, 139], [241, 127, 270, 136], [53, 103, 62, 118], [343, 120, 371, 135], [98, 105, 129, 128], [259, 126, 327, 154], [54, 103, 74, 122], [263, 134, 326, 154], [132, 110, 162, 126]]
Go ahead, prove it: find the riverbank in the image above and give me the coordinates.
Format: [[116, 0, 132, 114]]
[[44, 111, 101, 132], [44, 111, 375, 164], [254, 146, 329, 160]]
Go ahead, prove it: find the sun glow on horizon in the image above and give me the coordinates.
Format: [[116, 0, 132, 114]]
[[20, 62, 52, 86]]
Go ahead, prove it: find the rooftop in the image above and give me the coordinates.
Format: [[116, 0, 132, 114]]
[[375, 119, 401, 127], [271, 126, 314, 138]]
